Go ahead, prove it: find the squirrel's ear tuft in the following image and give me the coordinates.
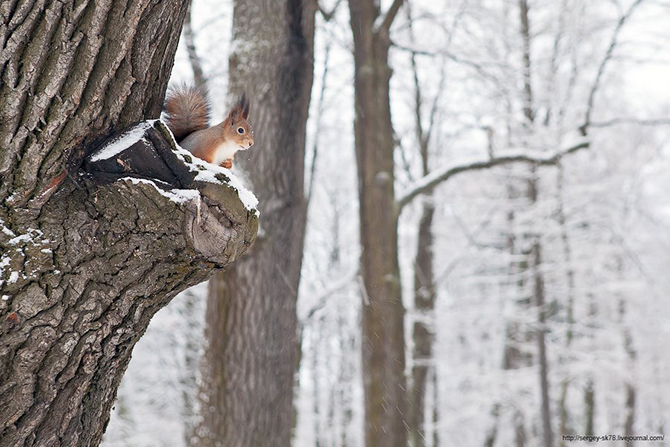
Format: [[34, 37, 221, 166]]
[[227, 93, 250, 121], [239, 93, 250, 120], [242, 94, 250, 120]]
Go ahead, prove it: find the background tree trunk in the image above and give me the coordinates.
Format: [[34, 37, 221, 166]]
[[410, 201, 436, 447], [347, 1, 407, 446], [183, 0, 207, 93], [620, 299, 637, 444], [584, 380, 595, 435], [0, 2, 258, 446], [519, 3, 553, 446], [194, 1, 316, 446], [406, 3, 442, 442], [557, 163, 576, 446], [532, 241, 554, 447]]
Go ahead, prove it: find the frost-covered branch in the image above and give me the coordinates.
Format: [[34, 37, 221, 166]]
[[302, 267, 359, 321], [590, 117, 670, 127], [397, 139, 589, 211]]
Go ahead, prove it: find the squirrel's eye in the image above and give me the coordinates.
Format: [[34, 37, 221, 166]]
[[237, 127, 244, 134]]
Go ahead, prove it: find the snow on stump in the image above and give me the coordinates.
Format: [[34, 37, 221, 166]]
[[84, 120, 258, 266]]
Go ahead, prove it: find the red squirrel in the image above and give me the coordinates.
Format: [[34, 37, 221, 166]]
[[164, 85, 254, 169]]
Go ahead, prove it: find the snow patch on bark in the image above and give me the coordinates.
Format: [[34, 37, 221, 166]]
[[7, 271, 19, 284], [121, 177, 202, 205], [6, 228, 47, 246], [0, 227, 52, 288], [89, 121, 156, 162], [1, 218, 15, 237], [0, 255, 12, 288]]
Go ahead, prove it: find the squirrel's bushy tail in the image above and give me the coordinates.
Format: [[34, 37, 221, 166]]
[[164, 84, 211, 141]]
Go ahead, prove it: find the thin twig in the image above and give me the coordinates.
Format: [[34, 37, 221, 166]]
[[316, 0, 344, 22], [303, 267, 359, 321], [377, 0, 405, 33], [590, 117, 670, 127], [581, 0, 645, 135]]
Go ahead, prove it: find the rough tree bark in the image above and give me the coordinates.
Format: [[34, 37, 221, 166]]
[[194, 1, 316, 446], [0, 2, 258, 447], [347, 0, 407, 446]]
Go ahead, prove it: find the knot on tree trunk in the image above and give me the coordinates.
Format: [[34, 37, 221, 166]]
[[84, 120, 258, 265]]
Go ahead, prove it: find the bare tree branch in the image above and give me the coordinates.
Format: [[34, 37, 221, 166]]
[[581, 0, 645, 135], [395, 129, 416, 183], [303, 267, 359, 321], [316, 0, 344, 21], [590, 117, 670, 127], [406, 1, 429, 174], [391, 41, 509, 92], [397, 140, 590, 210], [424, 0, 467, 146], [377, 0, 405, 33], [391, 40, 439, 56]]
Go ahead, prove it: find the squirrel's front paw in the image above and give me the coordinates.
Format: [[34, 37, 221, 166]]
[[220, 159, 233, 169]]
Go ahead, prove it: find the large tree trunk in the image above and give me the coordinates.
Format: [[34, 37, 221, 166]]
[[0, 2, 258, 446], [347, 1, 407, 446], [194, 1, 315, 446]]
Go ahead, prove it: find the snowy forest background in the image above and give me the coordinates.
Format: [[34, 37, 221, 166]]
[[102, 0, 670, 446]]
